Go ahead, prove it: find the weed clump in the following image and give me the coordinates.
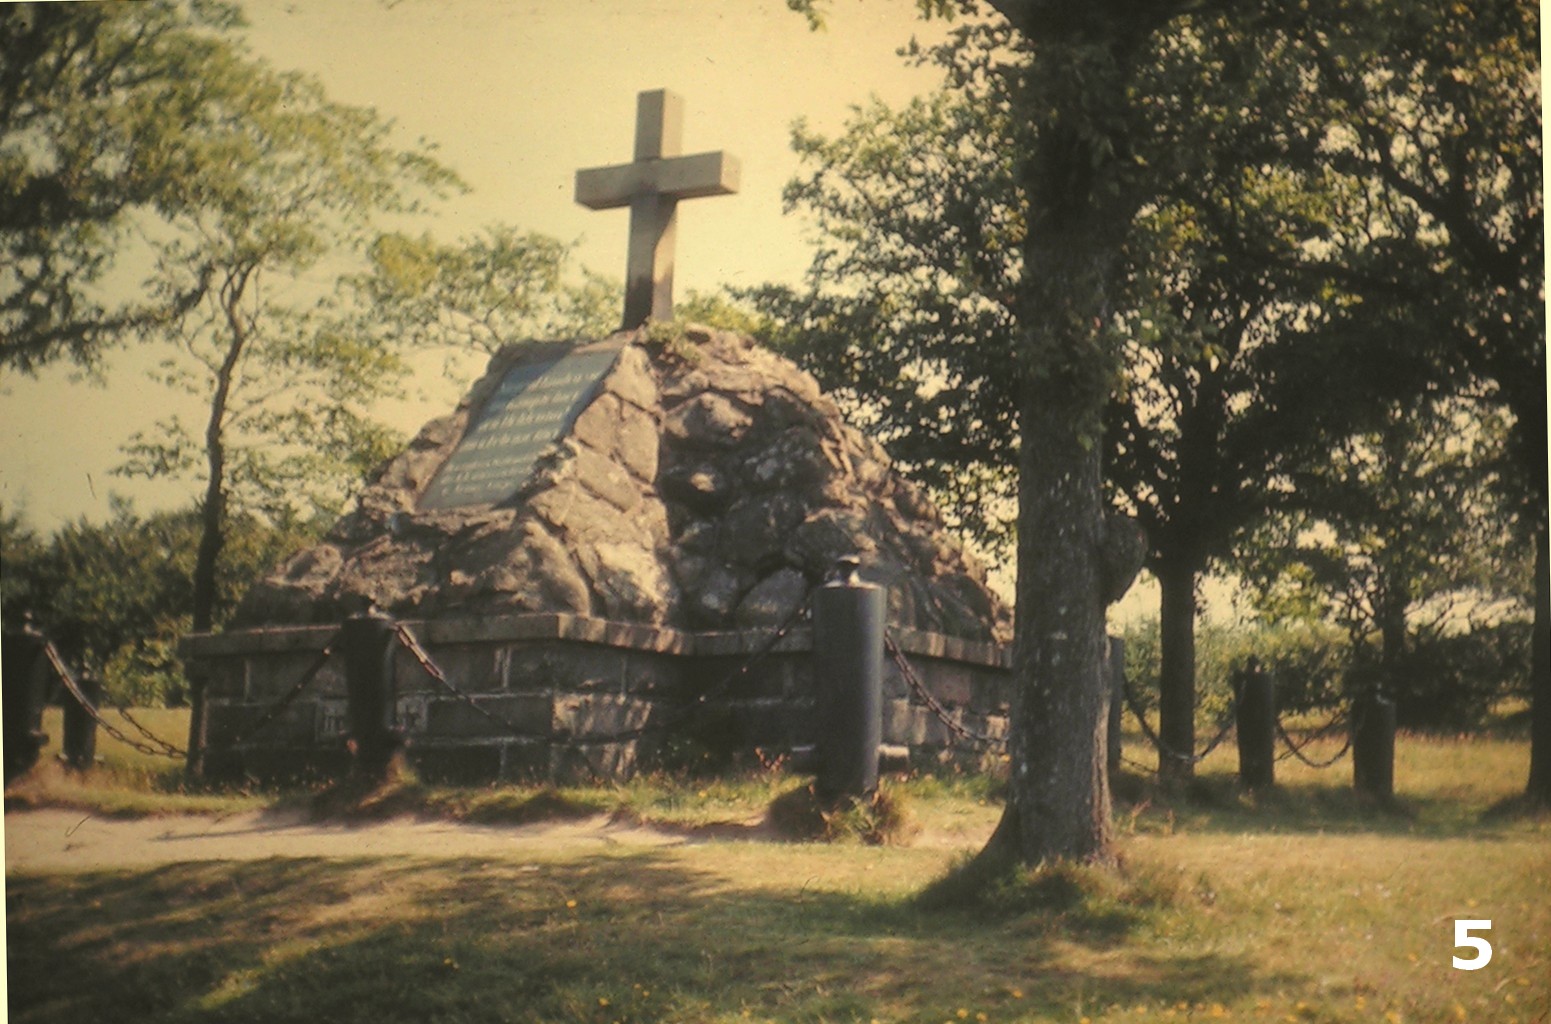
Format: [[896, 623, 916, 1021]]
[[918, 849, 1184, 939], [767, 782, 918, 845]]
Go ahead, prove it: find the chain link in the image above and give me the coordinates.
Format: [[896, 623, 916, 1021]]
[[40, 641, 188, 760], [1275, 709, 1353, 769], [215, 633, 341, 751], [1121, 679, 1240, 769], [883, 629, 1006, 749], [393, 622, 548, 737], [391, 591, 817, 745]]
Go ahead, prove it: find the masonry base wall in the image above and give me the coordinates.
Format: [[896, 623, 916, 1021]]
[[183, 614, 1011, 784]]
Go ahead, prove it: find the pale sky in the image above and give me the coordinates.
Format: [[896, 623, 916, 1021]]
[[0, 0, 954, 531]]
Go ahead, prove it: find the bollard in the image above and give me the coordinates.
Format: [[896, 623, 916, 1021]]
[[61, 672, 101, 770], [3, 622, 51, 782], [1352, 690, 1396, 799], [1106, 636, 1125, 775], [813, 557, 884, 802], [1234, 657, 1276, 790], [340, 607, 404, 779]]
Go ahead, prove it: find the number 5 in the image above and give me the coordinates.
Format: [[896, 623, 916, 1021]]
[[1452, 919, 1493, 970]]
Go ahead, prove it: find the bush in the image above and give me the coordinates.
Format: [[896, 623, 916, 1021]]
[[1121, 616, 1347, 719]]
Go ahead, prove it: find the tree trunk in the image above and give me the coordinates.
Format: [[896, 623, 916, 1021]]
[[185, 270, 249, 775], [1156, 556, 1197, 781], [986, 381, 1114, 866], [1528, 522, 1550, 807]]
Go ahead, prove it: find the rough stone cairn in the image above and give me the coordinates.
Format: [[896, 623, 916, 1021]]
[[237, 324, 1011, 642]]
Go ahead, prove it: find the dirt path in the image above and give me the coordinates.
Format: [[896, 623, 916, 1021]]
[[3, 808, 701, 872]]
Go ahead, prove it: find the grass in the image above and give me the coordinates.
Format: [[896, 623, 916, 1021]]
[[6, 709, 1549, 1023]]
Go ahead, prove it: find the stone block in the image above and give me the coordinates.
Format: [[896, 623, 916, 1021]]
[[882, 699, 920, 746], [918, 704, 955, 748], [551, 741, 640, 784], [426, 693, 553, 739], [921, 660, 973, 707], [724, 698, 810, 749], [550, 645, 634, 694], [552, 694, 655, 739], [248, 651, 331, 701], [620, 650, 684, 696], [683, 655, 788, 702], [316, 699, 348, 740], [218, 697, 319, 747], [204, 658, 247, 701], [503, 644, 567, 691], [398, 644, 503, 697]]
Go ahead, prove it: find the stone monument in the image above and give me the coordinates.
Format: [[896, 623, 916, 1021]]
[[181, 91, 1016, 784]]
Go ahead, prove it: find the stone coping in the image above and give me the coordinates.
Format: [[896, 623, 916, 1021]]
[[181, 613, 1010, 669]]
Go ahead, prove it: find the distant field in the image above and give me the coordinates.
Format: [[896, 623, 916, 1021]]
[[5, 709, 1548, 1023]]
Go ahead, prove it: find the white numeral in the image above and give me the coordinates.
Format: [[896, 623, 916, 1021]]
[[1452, 919, 1493, 971]]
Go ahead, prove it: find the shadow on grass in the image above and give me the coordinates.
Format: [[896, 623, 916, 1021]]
[[7, 851, 1292, 1024]]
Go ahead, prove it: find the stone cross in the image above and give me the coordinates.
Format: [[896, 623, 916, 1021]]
[[575, 89, 740, 329]]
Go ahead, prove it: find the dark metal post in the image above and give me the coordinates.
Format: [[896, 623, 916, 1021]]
[[340, 607, 403, 779], [1352, 689, 1396, 799], [1106, 636, 1125, 775], [813, 558, 884, 802], [3, 622, 51, 782], [61, 672, 101, 770], [1234, 657, 1276, 790]]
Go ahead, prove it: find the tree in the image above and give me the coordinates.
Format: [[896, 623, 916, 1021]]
[[749, 77, 1023, 554], [0, 498, 319, 705], [343, 226, 619, 360], [13, 2, 461, 762], [1256, 0, 1546, 802], [1, 1, 247, 372], [1242, 398, 1529, 728], [782, 0, 1246, 863], [108, 62, 456, 629]]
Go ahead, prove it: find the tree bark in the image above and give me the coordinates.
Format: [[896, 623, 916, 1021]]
[[989, 381, 1114, 865], [185, 268, 250, 775], [1156, 556, 1197, 780], [1528, 522, 1550, 807]]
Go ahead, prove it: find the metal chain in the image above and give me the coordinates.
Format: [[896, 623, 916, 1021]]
[[1121, 680, 1240, 769], [391, 590, 816, 745], [884, 629, 1006, 749], [681, 590, 814, 719], [216, 633, 341, 750], [1275, 709, 1353, 769], [392, 622, 547, 738], [40, 641, 189, 760]]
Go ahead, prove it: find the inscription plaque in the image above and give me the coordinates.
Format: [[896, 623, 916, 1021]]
[[418, 346, 622, 511]]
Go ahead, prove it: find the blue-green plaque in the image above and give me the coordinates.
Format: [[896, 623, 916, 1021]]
[[418, 346, 621, 511]]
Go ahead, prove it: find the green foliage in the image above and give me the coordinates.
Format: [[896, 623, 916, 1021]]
[[1, 0, 243, 371], [342, 225, 619, 358], [1122, 609, 1532, 731], [1237, 397, 1532, 726], [1122, 613, 1349, 720], [1, 499, 320, 705], [747, 70, 1025, 553], [672, 288, 777, 337], [100, 10, 462, 529]]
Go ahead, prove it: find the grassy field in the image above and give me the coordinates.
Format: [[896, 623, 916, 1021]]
[[5, 709, 1548, 1024]]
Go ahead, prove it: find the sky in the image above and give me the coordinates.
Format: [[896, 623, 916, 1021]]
[[0, 0, 954, 532]]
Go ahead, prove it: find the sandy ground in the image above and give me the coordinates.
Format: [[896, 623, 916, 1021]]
[[3, 808, 700, 873]]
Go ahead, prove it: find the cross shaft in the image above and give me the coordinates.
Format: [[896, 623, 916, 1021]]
[[575, 89, 740, 329]]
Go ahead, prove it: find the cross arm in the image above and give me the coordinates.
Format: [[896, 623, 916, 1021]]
[[574, 151, 741, 211]]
